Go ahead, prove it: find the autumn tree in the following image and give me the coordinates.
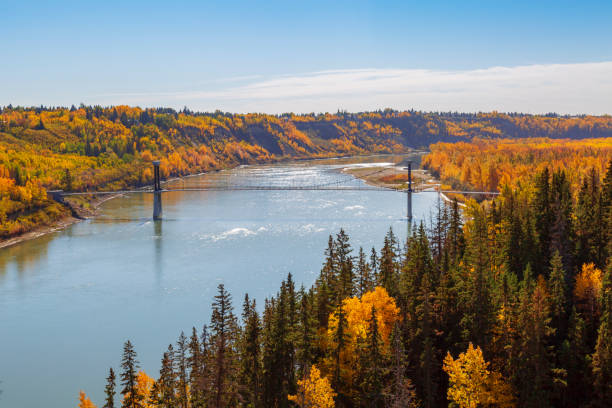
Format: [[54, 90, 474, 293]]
[[79, 391, 98, 408], [443, 343, 514, 408], [288, 365, 336, 408]]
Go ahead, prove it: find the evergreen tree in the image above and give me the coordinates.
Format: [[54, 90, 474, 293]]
[[361, 307, 385, 407], [548, 251, 568, 347], [103, 367, 116, 408], [152, 345, 176, 408], [592, 261, 612, 405], [533, 167, 553, 276], [387, 323, 418, 408], [210, 284, 239, 408], [296, 287, 316, 376], [516, 275, 555, 407], [460, 204, 495, 350], [332, 304, 349, 405], [188, 327, 206, 408], [240, 294, 262, 408], [120, 340, 143, 408], [356, 247, 374, 297], [550, 170, 574, 276], [446, 198, 465, 262], [335, 228, 354, 301], [379, 228, 399, 297], [175, 332, 189, 408]]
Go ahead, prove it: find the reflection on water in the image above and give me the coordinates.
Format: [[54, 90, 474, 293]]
[[0, 155, 433, 408]]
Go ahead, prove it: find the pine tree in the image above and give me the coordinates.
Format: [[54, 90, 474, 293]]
[[548, 251, 568, 347], [240, 294, 262, 408], [356, 247, 374, 297], [417, 279, 438, 408], [379, 228, 399, 297], [361, 306, 385, 407], [188, 327, 206, 408], [103, 367, 116, 408], [120, 340, 143, 408], [575, 168, 603, 267], [332, 304, 349, 404], [446, 198, 465, 262], [296, 287, 316, 377], [210, 284, 239, 408], [335, 229, 354, 301], [533, 167, 552, 276], [516, 275, 555, 407], [550, 169, 574, 276], [175, 332, 189, 408], [387, 323, 418, 408], [460, 203, 494, 350], [592, 261, 612, 405], [151, 345, 176, 408]]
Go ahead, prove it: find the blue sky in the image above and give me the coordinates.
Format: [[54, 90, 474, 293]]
[[2, 0, 611, 113]]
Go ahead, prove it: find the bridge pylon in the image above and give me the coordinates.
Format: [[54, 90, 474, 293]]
[[153, 161, 162, 220], [407, 161, 413, 235]]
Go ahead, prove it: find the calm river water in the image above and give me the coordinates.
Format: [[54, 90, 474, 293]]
[[0, 156, 436, 408]]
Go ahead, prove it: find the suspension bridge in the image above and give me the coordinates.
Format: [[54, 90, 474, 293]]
[[50, 160, 499, 222]]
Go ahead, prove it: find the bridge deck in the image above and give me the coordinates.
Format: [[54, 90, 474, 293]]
[[58, 187, 499, 195]]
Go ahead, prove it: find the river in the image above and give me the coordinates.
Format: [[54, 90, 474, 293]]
[[0, 156, 437, 408]]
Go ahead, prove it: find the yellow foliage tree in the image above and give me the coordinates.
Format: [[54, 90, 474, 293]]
[[443, 343, 515, 408], [78, 391, 97, 408], [575, 262, 603, 319], [328, 286, 400, 348], [122, 371, 155, 408], [288, 365, 336, 408]]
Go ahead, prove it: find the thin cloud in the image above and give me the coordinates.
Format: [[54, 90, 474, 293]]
[[93, 62, 612, 114]]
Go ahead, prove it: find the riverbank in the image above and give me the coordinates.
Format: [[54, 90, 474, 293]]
[[342, 158, 435, 191], [0, 192, 124, 249]]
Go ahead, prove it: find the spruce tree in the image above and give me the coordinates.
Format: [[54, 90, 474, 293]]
[[152, 345, 176, 408], [362, 307, 385, 408], [548, 251, 568, 347], [379, 228, 399, 297], [335, 229, 354, 301], [592, 261, 612, 405], [210, 284, 239, 408], [533, 167, 552, 276], [103, 367, 116, 408], [120, 340, 142, 408], [356, 247, 374, 296], [188, 327, 206, 408], [550, 169, 574, 276], [175, 332, 189, 408], [240, 294, 262, 408]]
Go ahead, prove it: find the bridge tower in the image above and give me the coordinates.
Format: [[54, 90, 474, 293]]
[[153, 161, 162, 220], [407, 161, 413, 234]]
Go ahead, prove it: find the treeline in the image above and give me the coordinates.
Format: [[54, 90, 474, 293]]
[[2, 105, 612, 238], [81, 160, 612, 407], [422, 137, 612, 193]]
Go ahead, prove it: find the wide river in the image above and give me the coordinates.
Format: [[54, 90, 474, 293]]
[[0, 156, 436, 408]]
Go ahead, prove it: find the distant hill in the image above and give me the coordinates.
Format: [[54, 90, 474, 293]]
[[1, 105, 611, 237]]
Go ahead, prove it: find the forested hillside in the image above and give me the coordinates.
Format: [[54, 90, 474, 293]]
[[423, 138, 612, 193], [1, 105, 612, 238], [82, 160, 612, 408]]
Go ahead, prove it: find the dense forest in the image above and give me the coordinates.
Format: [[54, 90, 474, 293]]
[[1, 105, 612, 238], [80, 158, 612, 407], [423, 138, 612, 193]]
